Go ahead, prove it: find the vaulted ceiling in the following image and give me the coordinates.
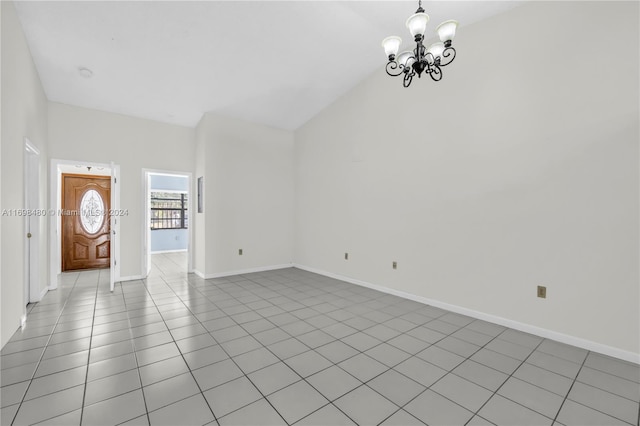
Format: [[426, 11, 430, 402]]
[[14, 1, 523, 130]]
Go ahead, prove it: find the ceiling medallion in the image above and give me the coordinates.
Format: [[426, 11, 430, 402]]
[[382, 0, 458, 87]]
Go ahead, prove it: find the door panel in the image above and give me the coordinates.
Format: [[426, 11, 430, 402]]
[[62, 174, 111, 271]]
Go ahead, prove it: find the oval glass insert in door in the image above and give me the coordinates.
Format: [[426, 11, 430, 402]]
[[80, 189, 105, 234]]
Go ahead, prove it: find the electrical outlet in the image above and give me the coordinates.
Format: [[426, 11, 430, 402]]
[[537, 285, 546, 298], [344, 253, 349, 260], [239, 249, 243, 255], [392, 261, 397, 269]]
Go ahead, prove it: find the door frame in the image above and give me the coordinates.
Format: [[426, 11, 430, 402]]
[[110, 162, 120, 292], [24, 138, 41, 304], [142, 169, 193, 277], [50, 159, 121, 289]]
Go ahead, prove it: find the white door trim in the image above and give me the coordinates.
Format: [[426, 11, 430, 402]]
[[110, 162, 120, 292], [24, 138, 41, 305], [49, 159, 121, 289]]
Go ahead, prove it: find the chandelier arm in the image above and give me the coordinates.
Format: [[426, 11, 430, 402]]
[[423, 61, 433, 75], [424, 52, 436, 66], [439, 47, 456, 67], [428, 64, 443, 82], [403, 70, 415, 87], [385, 61, 404, 77]]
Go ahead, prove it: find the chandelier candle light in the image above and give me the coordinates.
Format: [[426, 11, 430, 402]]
[[382, 0, 458, 87]]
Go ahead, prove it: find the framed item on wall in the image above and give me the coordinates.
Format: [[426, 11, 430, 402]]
[[197, 176, 203, 213]]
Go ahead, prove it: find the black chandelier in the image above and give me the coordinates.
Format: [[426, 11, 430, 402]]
[[382, 0, 458, 87]]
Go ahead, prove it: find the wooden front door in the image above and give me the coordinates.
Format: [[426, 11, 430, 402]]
[[62, 174, 111, 271]]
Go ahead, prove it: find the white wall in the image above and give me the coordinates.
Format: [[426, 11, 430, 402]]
[[194, 113, 294, 277], [194, 115, 207, 275], [1, 1, 49, 348], [1, 0, 3, 348], [294, 1, 639, 358], [48, 102, 195, 280]]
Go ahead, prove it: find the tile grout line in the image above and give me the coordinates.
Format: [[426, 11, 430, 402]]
[[141, 277, 228, 424], [255, 274, 501, 424], [188, 272, 407, 422], [162, 273, 350, 424], [6, 266, 637, 425], [133, 275, 220, 424], [185, 272, 503, 425], [376, 321, 517, 426], [174, 271, 468, 425], [78, 269, 107, 425], [9, 272, 82, 426], [570, 363, 640, 403], [119, 279, 153, 426], [152, 273, 300, 425], [218, 274, 369, 425], [466, 338, 547, 424], [99, 272, 640, 426], [550, 352, 589, 425], [196, 270, 640, 424]]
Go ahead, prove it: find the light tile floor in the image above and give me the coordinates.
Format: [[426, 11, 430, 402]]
[[1, 262, 639, 425], [149, 252, 188, 278]]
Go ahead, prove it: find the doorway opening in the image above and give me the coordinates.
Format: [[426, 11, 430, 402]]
[[143, 170, 192, 277], [50, 160, 120, 292]]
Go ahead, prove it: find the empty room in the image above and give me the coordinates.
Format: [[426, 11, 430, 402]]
[[1, 1, 638, 425]]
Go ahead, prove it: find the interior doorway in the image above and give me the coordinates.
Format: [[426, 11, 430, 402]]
[[143, 170, 192, 277], [50, 160, 120, 291]]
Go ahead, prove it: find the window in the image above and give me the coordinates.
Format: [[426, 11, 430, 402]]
[[80, 189, 105, 234], [150, 192, 188, 230]]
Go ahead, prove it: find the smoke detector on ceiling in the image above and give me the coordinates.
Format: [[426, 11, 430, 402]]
[[78, 67, 93, 78]]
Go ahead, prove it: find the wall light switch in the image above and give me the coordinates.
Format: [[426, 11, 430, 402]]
[[239, 249, 243, 255], [345, 253, 349, 260], [392, 261, 397, 269]]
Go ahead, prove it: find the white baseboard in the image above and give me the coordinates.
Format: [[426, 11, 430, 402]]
[[150, 249, 188, 254], [38, 286, 48, 301], [119, 274, 144, 282], [193, 263, 294, 279], [49, 273, 60, 291], [293, 264, 640, 365]]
